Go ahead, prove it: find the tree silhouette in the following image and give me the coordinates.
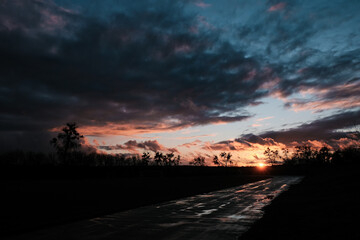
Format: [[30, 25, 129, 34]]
[[282, 148, 289, 160], [50, 122, 84, 158], [317, 147, 331, 164], [163, 153, 175, 166], [154, 152, 163, 166], [212, 152, 232, 166], [190, 156, 206, 166], [292, 145, 316, 164], [141, 152, 151, 166], [213, 155, 221, 166], [264, 147, 280, 166], [220, 152, 232, 167], [175, 155, 181, 166], [226, 152, 232, 166]]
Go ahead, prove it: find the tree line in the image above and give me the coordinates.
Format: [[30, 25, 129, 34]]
[[0, 123, 183, 167], [189, 152, 234, 167], [264, 145, 360, 166]]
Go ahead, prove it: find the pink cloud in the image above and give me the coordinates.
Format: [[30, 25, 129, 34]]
[[332, 138, 360, 149], [268, 2, 286, 12], [0, 0, 75, 36], [40, 8, 67, 32], [174, 44, 192, 54], [204, 141, 249, 152], [260, 77, 281, 90], [290, 98, 360, 112], [50, 114, 248, 138], [189, 26, 199, 34], [92, 139, 100, 146], [297, 67, 308, 73], [99, 140, 179, 153], [194, 1, 212, 8], [305, 140, 331, 149], [285, 82, 360, 112], [244, 69, 257, 81], [256, 116, 274, 122], [289, 138, 360, 150], [179, 140, 202, 148], [81, 137, 103, 154], [61, 122, 185, 136]]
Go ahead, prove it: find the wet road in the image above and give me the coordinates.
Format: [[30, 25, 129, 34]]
[[7, 176, 302, 240]]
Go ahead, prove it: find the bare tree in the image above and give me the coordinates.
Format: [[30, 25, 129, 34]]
[[282, 148, 289, 160], [141, 152, 151, 166], [190, 156, 206, 166], [220, 152, 232, 167], [154, 152, 163, 166], [50, 122, 84, 158], [175, 155, 181, 166], [213, 152, 232, 167], [213, 155, 221, 166], [264, 147, 280, 166], [225, 152, 232, 166]]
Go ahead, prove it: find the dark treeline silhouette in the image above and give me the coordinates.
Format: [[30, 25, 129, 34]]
[[264, 145, 360, 167], [1, 144, 358, 169], [189, 152, 234, 167], [0, 150, 183, 167]]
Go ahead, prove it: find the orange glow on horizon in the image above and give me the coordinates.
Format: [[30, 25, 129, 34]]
[[257, 163, 266, 169]]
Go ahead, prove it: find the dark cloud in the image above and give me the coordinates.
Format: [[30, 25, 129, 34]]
[[205, 133, 277, 152], [235, 0, 360, 108], [0, 0, 269, 144], [205, 138, 250, 152], [99, 140, 178, 153], [241, 134, 277, 146], [1, 0, 360, 152], [258, 110, 360, 147]]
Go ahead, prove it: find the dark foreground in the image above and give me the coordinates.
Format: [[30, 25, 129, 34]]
[[241, 166, 360, 240], [4, 177, 301, 240], [1, 166, 276, 237]]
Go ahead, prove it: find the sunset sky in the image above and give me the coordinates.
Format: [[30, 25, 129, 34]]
[[1, 0, 360, 165]]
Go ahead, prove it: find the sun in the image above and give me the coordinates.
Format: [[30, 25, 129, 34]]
[[258, 163, 266, 168]]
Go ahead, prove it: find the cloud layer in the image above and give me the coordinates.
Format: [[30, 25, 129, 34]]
[[1, 0, 360, 154]]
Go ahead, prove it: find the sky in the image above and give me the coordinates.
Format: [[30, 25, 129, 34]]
[[1, 0, 360, 165]]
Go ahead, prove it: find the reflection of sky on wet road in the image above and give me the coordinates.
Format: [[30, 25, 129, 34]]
[[7, 177, 302, 240]]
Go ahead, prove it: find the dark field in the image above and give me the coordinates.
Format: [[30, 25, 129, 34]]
[[241, 166, 360, 240], [1, 166, 275, 237]]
